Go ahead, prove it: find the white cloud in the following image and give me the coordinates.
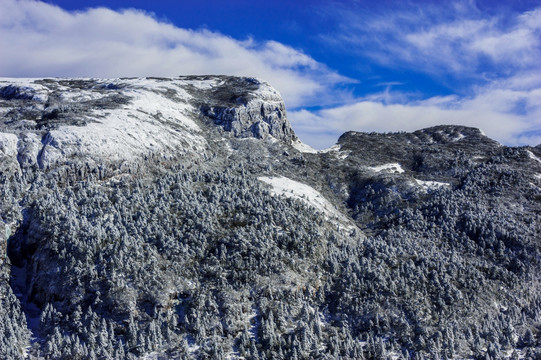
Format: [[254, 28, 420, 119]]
[[0, 0, 348, 108], [291, 80, 541, 149], [322, 2, 541, 77]]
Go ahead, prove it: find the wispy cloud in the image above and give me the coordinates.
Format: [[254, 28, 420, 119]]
[[320, 2, 541, 79], [0, 0, 349, 108]]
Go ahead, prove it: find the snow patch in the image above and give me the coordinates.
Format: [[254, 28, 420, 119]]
[[291, 140, 345, 156], [292, 139, 318, 154], [259, 176, 338, 217], [0, 132, 18, 157], [319, 144, 341, 153], [252, 79, 284, 102], [312, 144, 349, 159], [526, 150, 541, 164], [336, 151, 349, 160], [367, 163, 405, 174], [413, 179, 451, 191], [258, 176, 355, 233]]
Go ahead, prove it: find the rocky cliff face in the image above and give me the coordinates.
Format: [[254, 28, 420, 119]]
[[194, 76, 295, 142], [0, 76, 540, 359]]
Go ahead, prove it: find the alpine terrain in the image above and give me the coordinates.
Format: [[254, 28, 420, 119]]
[[0, 76, 540, 359]]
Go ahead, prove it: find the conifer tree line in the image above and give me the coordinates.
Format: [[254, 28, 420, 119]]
[[0, 78, 540, 359], [1, 138, 540, 359]]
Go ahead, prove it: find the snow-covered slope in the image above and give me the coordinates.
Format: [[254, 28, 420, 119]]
[[0, 76, 295, 171], [258, 175, 356, 232]]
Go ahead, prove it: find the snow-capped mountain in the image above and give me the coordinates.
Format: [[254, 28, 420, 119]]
[[0, 76, 292, 171], [1, 76, 540, 359]]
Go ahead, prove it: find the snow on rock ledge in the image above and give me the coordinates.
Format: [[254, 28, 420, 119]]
[[367, 163, 405, 174], [291, 139, 318, 154]]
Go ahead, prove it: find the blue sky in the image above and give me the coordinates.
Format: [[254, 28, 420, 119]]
[[1, 0, 541, 148]]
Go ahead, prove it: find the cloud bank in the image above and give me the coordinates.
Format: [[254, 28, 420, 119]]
[[0, 0, 346, 108]]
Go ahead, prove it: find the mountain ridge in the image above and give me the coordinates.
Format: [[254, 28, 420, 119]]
[[1, 76, 540, 359]]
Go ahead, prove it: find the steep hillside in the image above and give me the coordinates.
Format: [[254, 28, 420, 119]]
[[0, 76, 540, 359]]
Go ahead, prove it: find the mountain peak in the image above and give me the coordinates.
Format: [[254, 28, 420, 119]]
[[339, 124, 493, 146], [412, 124, 490, 142]]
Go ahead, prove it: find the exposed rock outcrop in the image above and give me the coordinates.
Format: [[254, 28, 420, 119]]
[[196, 77, 295, 142]]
